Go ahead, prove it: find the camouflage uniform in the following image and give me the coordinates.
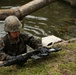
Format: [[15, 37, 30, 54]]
[[0, 16, 42, 61], [0, 33, 42, 61]]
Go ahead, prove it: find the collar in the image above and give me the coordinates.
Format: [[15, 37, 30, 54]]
[[8, 34, 20, 44]]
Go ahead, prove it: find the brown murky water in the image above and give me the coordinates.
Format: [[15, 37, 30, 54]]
[[0, 0, 76, 40]]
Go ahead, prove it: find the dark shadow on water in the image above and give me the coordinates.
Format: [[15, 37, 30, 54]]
[[58, 0, 76, 8]]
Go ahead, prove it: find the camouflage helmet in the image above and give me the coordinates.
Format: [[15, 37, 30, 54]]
[[0, 38, 5, 50], [4, 16, 22, 32]]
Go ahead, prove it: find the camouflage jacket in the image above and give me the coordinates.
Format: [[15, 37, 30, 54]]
[[0, 33, 42, 61]]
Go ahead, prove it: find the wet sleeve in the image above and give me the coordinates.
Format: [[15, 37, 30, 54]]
[[26, 36, 42, 50], [0, 50, 7, 60], [0, 37, 15, 61], [0, 50, 14, 61]]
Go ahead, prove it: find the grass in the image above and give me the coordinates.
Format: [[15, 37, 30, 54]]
[[0, 42, 76, 75]]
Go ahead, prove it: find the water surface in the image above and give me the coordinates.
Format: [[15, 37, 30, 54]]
[[0, 0, 76, 40]]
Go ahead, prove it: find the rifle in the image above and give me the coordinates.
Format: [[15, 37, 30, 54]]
[[0, 47, 61, 67]]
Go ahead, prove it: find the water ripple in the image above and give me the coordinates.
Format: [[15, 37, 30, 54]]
[[26, 15, 48, 21], [24, 25, 47, 36]]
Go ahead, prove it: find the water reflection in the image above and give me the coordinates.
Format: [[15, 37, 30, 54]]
[[0, 1, 76, 40], [26, 15, 48, 21], [23, 15, 48, 38], [23, 1, 76, 39]]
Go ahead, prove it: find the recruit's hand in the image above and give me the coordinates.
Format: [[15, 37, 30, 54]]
[[38, 47, 48, 54], [6, 55, 16, 60]]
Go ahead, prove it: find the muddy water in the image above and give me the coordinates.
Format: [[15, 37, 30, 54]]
[[0, 0, 76, 40]]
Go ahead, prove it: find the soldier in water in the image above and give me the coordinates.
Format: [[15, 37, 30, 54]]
[[0, 16, 45, 62]]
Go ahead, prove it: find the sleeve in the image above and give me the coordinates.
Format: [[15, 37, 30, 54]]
[[0, 38, 14, 61], [0, 50, 15, 61], [26, 35, 42, 50], [0, 50, 8, 61]]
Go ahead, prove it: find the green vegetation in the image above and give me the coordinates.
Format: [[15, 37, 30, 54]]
[[0, 42, 76, 75]]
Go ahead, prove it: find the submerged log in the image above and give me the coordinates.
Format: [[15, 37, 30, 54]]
[[0, 0, 56, 20]]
